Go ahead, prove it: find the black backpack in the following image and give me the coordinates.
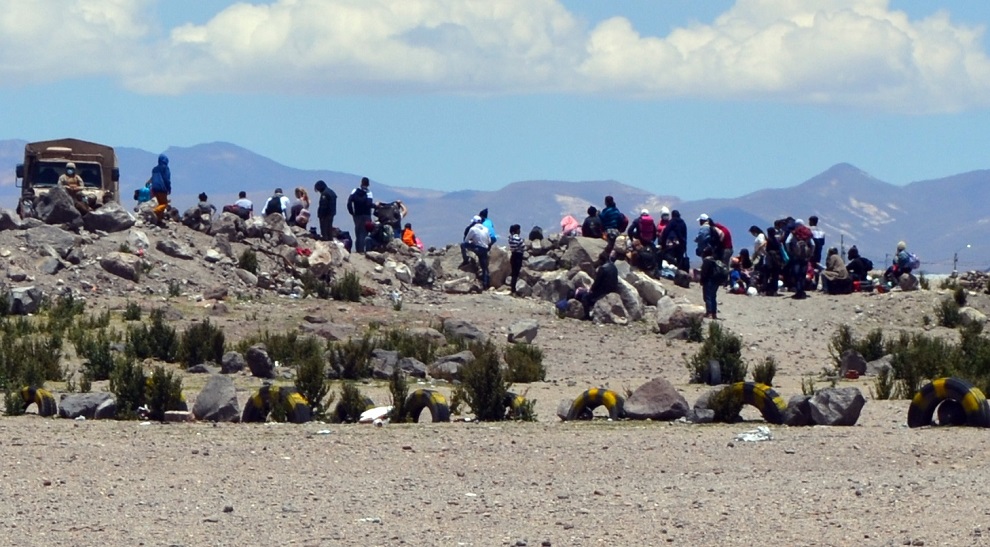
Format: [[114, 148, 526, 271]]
[[264, 194, 283, 216]]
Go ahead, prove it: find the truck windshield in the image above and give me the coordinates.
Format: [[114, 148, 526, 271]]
[[31, 161, 102, 188]]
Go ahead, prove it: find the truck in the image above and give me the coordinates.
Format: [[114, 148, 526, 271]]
[[15, 138, 120, 218]]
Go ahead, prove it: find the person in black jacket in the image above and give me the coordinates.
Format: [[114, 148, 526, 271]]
[[658, 209, 689, 271], [346, 177, 374, 253], [314, 180, 337, 241], [582, 206, 604, 239], [845, 246, 874, 282]]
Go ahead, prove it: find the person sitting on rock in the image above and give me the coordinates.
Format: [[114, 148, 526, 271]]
[[364, 220, 393, 252], [401, 223, 418, 248], [197, 192, 217, 218], [222, 191, 253, 220], [58, 162, 90, 214], [582, 206, 604, 239], [461, 215, 491, 289], [821, 247, 852, 294], [845, 246, 873, 282], [581, 257, 619, 316], [883, 241, 915, 288]]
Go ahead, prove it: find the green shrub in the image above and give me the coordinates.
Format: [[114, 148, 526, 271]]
[[935, 298, 962, 328], [708, 386, 743, 423], [178, 319, 225, 368], [0, 289, 9, 317], [145, 366, 184, 421], [126, 309, 179, 362], [504, 343, 546, 383], [75, 328, 116, 381], [856, 328, 886, 362], [110, 356, 146, 419], [918, 272, 930, 291], [870, 367, 896, 400], [294, 351, 333, 419], [300, 271, 331, 299], [377, 328, 437, 365], [459, 340, 509, 421], [43, 293, 85, 334], [167, 280, 182, 298], [886, 331, 957, 398], [237, 331, 323, 368], [953, 285, 968, 307], [4, 387, 24, 416], [123, 301, 142, 321], [238, 248, 259, 275], [752, 356, 777, 386], [329, 334, 376, 380], [686, 323, 746, 384], [801, 376, 817, 396], [686, 315, 705, 343], [333, 382, 369, 423], [388, 366, 409, 423], [330, 270, 361, 302]]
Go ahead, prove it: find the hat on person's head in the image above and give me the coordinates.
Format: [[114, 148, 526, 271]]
[[479, 208, 489, 219], [65, 162, 76, 172], [795, 219, 805, 226], [697, 213, 709, 222], [641, 209, 649, 216], [274, 187, 283, 194], [660, 206, 670, 217], [471, 215, 482, 224], [897, 241, 906, 251]]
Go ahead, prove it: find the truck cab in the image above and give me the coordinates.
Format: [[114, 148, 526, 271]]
[[15, 138, 120, 218]]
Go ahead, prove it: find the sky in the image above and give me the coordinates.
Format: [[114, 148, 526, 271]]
[[2, 0, 990, 200]]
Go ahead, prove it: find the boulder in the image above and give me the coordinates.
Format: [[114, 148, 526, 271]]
[[443, 319, 487, 344], [220, 351, 246, 374], [187, 363, 221, 374], [488, 245, 512, 289], [686, 407, 715, 423], [182, 207, 212, 232], [590, 293, 628, 325], [654, 297, 706, 334], [507, 319, 539, 344], [430, 350, 475, 381], [526, 256, 558, 272], [839, 350, 867, 377], [127, 229, 150, 251], [156, 239, 196, 260], [58, 392, 113, 419], [192, 375, 240, 422], [209, 212, 246, 241], [808, 387, 866, 426], [35, 187, 82, 225], [94, 397, 117, 419], [8, 286, 43, 315], [960, 307, 988, 326], [245, 345, 276, 379], [100, 252, 143, 282], [412, 259, 435, 287], [24, 225, 77, 259], [623, 378, 689, 421], [865, 355, 893, 377], [782, 395, 813, 426], [532, 274, 572, 303], [624, 271, 667, 306], [203, 286, 228, 301], [38, 257, 63, 275], [397, 357, 428, 378], [405, 327, 447, 346], [82, 202, 135, 233], [616, 278, 645, 322], [394, 264, 413, 284], [570, 271, 594, 290], [561, 237, 607, 276], [235, 268, 258, 287], [562, 299, 586, 319], [204, 249, 223, 263], [0, 209, 24, 231], [307, 240, 347, 279], [370, 349, 401, 379], [899, 273, 919, 291]]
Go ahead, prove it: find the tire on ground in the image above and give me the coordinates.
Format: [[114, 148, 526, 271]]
[[503, 392, 527, 419], [907, 377, 990, 428], [241, 385, 312, 424], [333, 395, 375, 423], [20, 386, 57, 417], [565, 388, 624, 421], [726, 382, 786, 425], [404, 389, 450, 422]]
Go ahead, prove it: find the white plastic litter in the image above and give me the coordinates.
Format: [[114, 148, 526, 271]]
[[358, 405, 393, 424], [734, 425, 773, 442]]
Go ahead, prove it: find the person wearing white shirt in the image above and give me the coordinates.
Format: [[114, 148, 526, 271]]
[[461, 216, 491, 289]]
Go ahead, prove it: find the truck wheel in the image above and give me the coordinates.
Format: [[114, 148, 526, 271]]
[[404, 389, 450, 422], [907, 377, 990, 428], [726, 382, 787, 425], [20, 387, 57, 417], [565, 388, 624, 421]]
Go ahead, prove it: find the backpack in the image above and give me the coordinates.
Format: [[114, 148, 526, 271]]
[[617, 213, 629, 232], [638, 217, 656, 242], [712, 259, 730, 284], [789, 238, 813, 261], [906, 252, 921, 270], [695, 227, 713, 257], [528, 226, 544, 241], [264, 194, 283, 216], [375, 201, 401, 224]]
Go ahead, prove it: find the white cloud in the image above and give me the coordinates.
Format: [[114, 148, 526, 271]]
[[2, 0, 989, 112]]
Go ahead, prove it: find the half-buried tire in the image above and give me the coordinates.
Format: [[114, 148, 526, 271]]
[[503, 392, 528, 419], [404, 389, 450, 423], [725, 382, 786, 425], [20, 386, 57, 417], [241, 385, 312, 424], [565, 388, 624, 421], [907, 377, 990, 428]]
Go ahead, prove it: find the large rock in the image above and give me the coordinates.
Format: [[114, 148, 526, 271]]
[[865, 355, 893, 377], [561, 237, 607, 276], [590, 293, 628, 325], [0, 209, 24, 231], [960, 306, 988, 326], [839, 350, 867, 377], [616, 278, 644, 322], [24, 224, 77, 259], [8, 286, 43, 315], [532, 274, 571, 303], [192, 375, 240, 422], [654, 296, 706, 334], [397, 357, 428, 378], [35, 187, 82, 225], [562, 299, 586, 319], [899, 273, 919, 291], [488, 245, 512, 290], [430, 350, 475, 381], [156, 239, 196, 260], [507, 319, 539, 344], [234, 268, 259, 287], [127, 230, 150, 251], [782, 394, 813, 426], [412, 259, 435, 287], [221, 351, 246, 374], [394, 263, 413, 284], [100, 252, 143, 282], [623, 378, 689, 420], [809, 387, 866, 426], [307, 240, 347, 279], [370, 349, 401, 379], [58, 392, 113, 419], [245, 345, 276, 379], [443, 319, 487, 344], [405, 327, 446, 346], [82, 202, 135, 233], [209, 212, 246, 241], [526, 256, 558, 272], [624, 271, 667, 306], [94, 397, 117, 419]]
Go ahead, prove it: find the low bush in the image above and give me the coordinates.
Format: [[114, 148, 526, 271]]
[[145, 366, 184, 421], [333, 382, 369, 423], [75, 328, 116, 382], [377, 328, 437, 365], [686, 323, 746, 384], [935, 298, 962, 328], [752, 356, 777, 386], [178, 319, 225, 368], [238, 248, 259, 275], [870, 367, 896, 400], [708, 386, 743, 423], [110, 356, 146, 419], [123, 301, 142, 321], [504, 343, 546, 383], [329, 334, 376, 380], [330, 270, 361, 302], [294, 351, 333, 419], [458, 340, 509, 421], [126, 309, 179, 362], [953, 285, 968, 307], [300, 271, 331, 299], [388, 366, 409, 423]]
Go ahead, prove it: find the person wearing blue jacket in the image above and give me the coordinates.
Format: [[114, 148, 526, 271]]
[[148, 154, 171, 220], [598, 195, 623, 259], [478, 208, 498, 247]]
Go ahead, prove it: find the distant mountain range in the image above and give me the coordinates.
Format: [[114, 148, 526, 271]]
[[1, 139, 987, 273]]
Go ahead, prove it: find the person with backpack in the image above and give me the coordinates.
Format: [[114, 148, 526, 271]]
[[346, 177, 374, 253], [599, 196, 624, 258], [478, 208, 498, 246], [582, 206, 604, 239], [628, 209, 656, 246], [699, 245, 724, 320], [785, 219, 814, 299], [845, 246, 873, 282], [262, 187, 290, 218], [710, 216, 733, 263], [508, 224, 525, 295], [461, 215, 491, 289], [314, 180, 337, 241], [659, 209, 688, 271], [375, 200, 407, 239], [884, 241, 917, 287]]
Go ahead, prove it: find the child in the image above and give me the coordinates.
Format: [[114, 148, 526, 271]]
[[508, 224, 525, 295], [700, 245, 721, 320], [401, 223, 417, 248]]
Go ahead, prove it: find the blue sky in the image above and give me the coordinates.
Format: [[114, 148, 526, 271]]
[[2, 0, 989, 199]]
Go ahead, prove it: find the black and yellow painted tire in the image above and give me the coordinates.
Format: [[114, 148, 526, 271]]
[[503, 392, 528, 419], [907, 377, 990, 428], [565, 388, 624, 421], [241, 385, 312, 424], [404, 389, 451, 423], [725, 382, 787, 425], [19, 387, 57, 417]]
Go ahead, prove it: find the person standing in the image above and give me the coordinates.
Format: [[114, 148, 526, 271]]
[[462, 216, 491, 289], [809, 215, 825, 266], [347, 177, 374, 253], [700, 245, 721, 320], [599, 196, 623, 258], [148, 154, 171, 221], [478, 208, 498, 246], [659, 209, 688, 271], [314, 180, 337, 240], [508, 224, 525, 295]]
